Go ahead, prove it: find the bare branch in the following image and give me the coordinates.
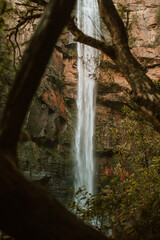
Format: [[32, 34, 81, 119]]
[[0, 150, 107, 240], [29, 0, 47, 7], [97, 0, 160, 131], [0, 1, 108, 239], [68, 17, 115, 59], [98, 0, 128, 46], [5, 13, 41, 32], [0, 0, 76, 153], [5, 13, 41, 68], [69, 0, 160, 131]]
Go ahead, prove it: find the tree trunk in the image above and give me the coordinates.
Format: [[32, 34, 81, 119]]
[[69, 0, 160, 132], [0, 0, 76, 153], [0, 0, 107, 239], [0, 150, 107, 240]]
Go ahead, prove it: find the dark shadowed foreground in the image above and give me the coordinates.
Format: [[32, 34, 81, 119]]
[[0, 0, 107, 239], [1, 0, 160, 239]]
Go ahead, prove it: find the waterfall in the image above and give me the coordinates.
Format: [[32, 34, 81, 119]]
[[75, 0, 100, 194]]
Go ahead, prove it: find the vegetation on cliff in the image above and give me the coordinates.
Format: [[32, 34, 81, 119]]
[[0, 0, 160, 240], [69, 105, 160, 240], [69, 0, 160, 132]]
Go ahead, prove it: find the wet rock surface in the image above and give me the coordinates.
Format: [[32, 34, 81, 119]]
[[16, 0, 160, 202]]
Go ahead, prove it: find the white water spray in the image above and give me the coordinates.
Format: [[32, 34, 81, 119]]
[[75, 0, 101, 194]]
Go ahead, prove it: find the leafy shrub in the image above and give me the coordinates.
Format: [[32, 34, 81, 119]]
[[69, 106, 160, 240]]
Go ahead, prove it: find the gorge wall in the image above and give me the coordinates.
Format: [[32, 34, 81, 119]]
[[15, 0, 160, 204]]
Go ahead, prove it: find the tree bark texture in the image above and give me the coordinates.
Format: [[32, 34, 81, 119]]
[[99, 0, 160, 131], [0, 0, 76, 153], [0, 0, 108, 239], [0, 150, 107, 240], [1, 0, 160, 239]]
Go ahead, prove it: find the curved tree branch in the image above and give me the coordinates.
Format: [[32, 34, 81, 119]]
[[98, 0, 160, 131], [5, 13, 42, 33], [68, 0, 160, 132], [0, 150, 107, 240], [98, 0, 128, 46], [5, 1, 44, 65], [0, 0, 76, 153], [68, 17, 116, 59], [0, 0, 108, 239]]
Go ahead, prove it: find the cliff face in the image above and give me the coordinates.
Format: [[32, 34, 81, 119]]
[[17, 0, 160, 203], [18, 31, 77, 204], [96, 0, 160, 171]]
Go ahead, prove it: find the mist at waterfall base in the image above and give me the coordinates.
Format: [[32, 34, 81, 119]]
[[74, 0, 101, 195]]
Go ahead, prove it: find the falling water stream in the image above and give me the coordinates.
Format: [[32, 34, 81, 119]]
[[75, 0, 101, 194]]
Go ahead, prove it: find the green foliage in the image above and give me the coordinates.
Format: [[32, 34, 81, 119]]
[[46, 65, 66, 89], [69, 106, 160, 240], [68, 186, 107, 231], [69, 164, 160, 239], [111, 105, 160, 169]]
